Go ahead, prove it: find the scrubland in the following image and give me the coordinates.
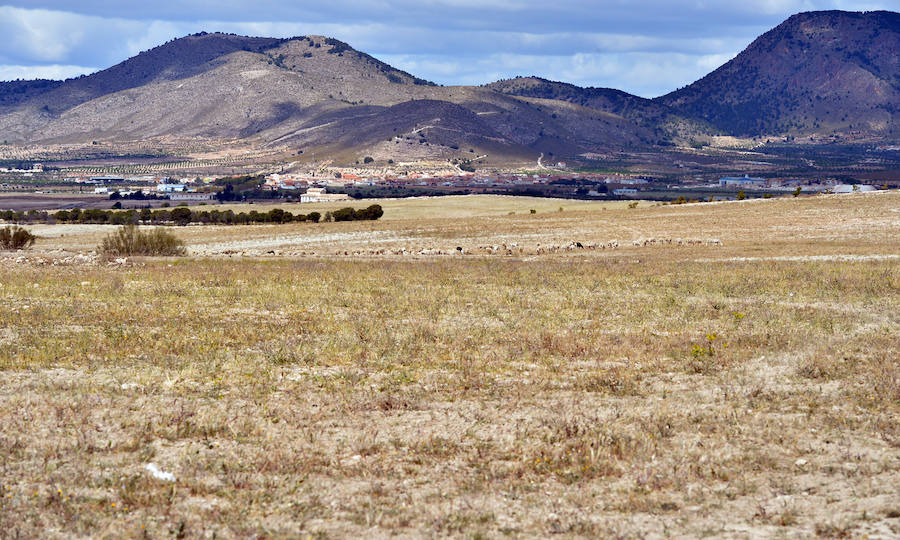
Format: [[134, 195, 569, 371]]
[[1, 192, 898, 538]]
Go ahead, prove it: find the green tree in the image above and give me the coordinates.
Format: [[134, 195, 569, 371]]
[[170, 207, 192, 226]]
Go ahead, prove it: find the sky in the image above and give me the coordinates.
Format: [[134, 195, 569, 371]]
[[0, 1, 896, 97]]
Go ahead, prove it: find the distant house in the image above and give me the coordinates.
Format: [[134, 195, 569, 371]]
[[91, 175, 126, 183], [613, 188, 638, 196], [300, 187, 350, 203], [720, 175, 765, 187], [157, 183, 186, 193]]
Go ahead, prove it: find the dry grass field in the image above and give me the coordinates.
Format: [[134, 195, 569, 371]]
[[1, 192, 898, 538]]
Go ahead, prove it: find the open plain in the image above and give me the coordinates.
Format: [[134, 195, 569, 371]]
[[1, 192, 898, 538]]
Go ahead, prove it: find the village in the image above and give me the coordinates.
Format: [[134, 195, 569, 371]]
[[1, 163, 885, 205]]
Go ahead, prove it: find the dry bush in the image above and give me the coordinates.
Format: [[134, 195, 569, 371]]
[[0, 225, 35, 250], [98, 224, 186, 256]]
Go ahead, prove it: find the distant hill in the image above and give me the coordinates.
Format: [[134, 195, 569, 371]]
[[487, 77, 672, 126], [1, 10, 898, 163], [659, 10, 900, 138], [486, 76, 706, 144]]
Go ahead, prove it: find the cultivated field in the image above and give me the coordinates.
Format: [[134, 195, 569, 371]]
[[1, 192, 898, 538]]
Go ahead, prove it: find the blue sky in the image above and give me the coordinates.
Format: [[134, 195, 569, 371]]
[[0, 1, 896, 97]]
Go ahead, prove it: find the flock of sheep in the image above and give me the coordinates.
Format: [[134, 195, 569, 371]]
[[3, 236, 725, 263], [308, 237, 726, 258]]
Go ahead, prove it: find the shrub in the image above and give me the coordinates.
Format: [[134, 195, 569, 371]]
[[330, 205, 384, 222], [357, 204, 383, 220], [737, 190, 747, 200], [98, 225, 186, 256], [0, 225, 36, 250]]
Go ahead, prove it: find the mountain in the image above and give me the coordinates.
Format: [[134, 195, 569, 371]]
[[0, 33, 670, 163], [659, 10, 900, 138], [1, 10, 899, 164], [0, 33, 685, 162]]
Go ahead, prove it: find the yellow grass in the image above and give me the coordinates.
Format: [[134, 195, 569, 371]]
[[1, 192, 898, 538], [191, 194, 628, 219]]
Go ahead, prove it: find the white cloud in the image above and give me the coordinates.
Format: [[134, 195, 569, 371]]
[[0, 64, 97, 80], [381, 51, 740, 97]]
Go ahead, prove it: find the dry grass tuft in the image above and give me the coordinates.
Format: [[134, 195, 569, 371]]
[[98, 224, 186, 256]]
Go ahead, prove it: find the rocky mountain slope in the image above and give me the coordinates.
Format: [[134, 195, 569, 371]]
[[659, 10, 900, 138]]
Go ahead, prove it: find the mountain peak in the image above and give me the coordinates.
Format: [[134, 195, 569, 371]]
[[659, 9, 900, 137]]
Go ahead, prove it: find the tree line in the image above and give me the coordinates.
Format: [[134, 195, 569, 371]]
[[0, 204, 383, 226]]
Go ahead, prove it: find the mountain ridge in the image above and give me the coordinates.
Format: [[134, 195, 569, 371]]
[[1, 10, 898, 164]]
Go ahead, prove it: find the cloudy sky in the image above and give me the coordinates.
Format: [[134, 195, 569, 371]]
[[0, 1, 895, 97]]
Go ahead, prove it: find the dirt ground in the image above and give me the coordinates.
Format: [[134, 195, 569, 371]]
[[0, 192, 898, 538], [0, 193, 111, 212]]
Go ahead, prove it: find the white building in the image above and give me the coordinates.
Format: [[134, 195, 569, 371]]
[[720, 175, 765, 187], [169, 192, 217, 201], [300, 187, 350, 203]]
